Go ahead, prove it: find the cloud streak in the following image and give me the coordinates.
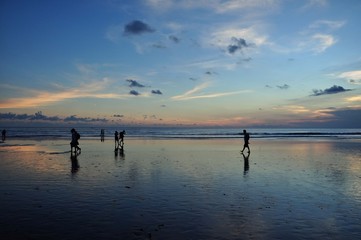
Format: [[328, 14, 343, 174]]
[[0, 81, 131, 109], [145, 0, 279, 13], [171, 82, 250, 100], [337, 70, 361, 84]]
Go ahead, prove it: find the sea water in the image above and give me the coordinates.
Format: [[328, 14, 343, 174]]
[[1, 126, 361, 140]]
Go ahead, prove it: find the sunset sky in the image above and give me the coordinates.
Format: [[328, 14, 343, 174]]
[[1, 0, 361, 127]]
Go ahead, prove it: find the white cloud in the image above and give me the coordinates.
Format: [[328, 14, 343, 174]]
[[145, 0, 280, 13], [346, 95, 361, 102], [301, 0, 328, 10], [171, 82, 250, 100], [0, 78, 140, 109], [210, 0, 280, 13], [309, 20, 346, 31], [338, 70, 361, 84], [185, 58, 238, 70], [204, 25, 269, 55], [311, 34, 337, 53]]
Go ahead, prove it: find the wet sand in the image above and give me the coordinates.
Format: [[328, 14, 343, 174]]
[[0, 138, 360, 239]]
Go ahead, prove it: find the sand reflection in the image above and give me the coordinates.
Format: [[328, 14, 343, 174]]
[[1, 138, 361, 239]]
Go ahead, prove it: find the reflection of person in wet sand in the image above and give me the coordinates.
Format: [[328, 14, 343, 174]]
[[115, 147, 125, 159], [242, 152, 250, 175], [70, 153, 80, 173], [241, 129, 250, 153]]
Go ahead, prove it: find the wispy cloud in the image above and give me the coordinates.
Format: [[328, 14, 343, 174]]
[[272, 18, 344, 54], [345, 95, 361, 102], [301, 0, 328, 10], [337, 70, 361, 84], [0, 80, 131, 109], [309, 20, 346, 31], [145, 0, 280, 13], [311, 34, 337, 53], [301, 19, 344, 53], [207, 25, 268, 54], [171, 82, 250, 100]]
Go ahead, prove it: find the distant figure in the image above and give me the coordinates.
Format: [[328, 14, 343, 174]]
[[119, 130, 126, 148], [100, 129, 105, 142], [114, 131, 119, 150], [241, 129, 250, 153], [70, 128, 81, 154], [1, 129, 6, 141]]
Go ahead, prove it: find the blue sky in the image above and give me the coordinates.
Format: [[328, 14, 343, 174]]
[[1, 0, 361, 127]]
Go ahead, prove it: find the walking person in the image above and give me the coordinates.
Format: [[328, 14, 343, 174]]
[[241, 129, 250, 153], [114, 131, 119, 150], [70, 128, 81, 154], [119, 130, 125, 148]]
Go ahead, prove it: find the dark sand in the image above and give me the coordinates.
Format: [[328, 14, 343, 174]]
[[0, 138, 360, 239]]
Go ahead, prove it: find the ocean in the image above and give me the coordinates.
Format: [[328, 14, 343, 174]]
[[1, 126, 361, 140]]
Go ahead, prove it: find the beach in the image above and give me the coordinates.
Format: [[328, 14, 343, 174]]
[[0, 137, 360, 239]]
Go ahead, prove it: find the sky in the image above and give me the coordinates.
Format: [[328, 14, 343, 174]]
[[1, 0, 361, 128]]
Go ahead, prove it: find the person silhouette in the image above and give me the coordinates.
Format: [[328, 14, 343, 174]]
[[241, 129, 250, 153], [119, 130, 125, 148], [70, 128, 81, 153], [114, 131, 119, 150], [1, 129, 6, 141], [100, 129, 105, 142]]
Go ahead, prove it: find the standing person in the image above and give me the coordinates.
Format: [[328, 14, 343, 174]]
[[70, 128, 81, 154], [114, 131, 119, 150], [119, 130, 126, 148], [1, 129, 6, 141], [241, 129, 250, 153], [100, 129, 105, 142]]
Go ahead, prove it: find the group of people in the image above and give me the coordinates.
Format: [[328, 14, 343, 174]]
[[69, 128, 249, 154], [70, 128, 127, 153]]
